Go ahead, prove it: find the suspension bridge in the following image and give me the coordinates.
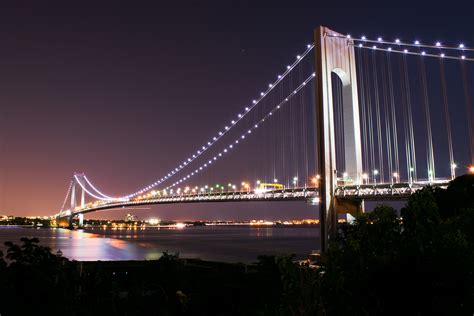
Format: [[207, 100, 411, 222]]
[[55, 26, 474, 251]]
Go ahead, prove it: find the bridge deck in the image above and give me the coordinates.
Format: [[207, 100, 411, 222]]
[[58, 181, 450, 217]]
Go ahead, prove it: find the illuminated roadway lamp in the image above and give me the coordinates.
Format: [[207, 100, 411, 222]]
[[469, 166, 474, 174]]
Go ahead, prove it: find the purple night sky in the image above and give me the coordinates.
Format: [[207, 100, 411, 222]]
[[0, 1, 472, 220]]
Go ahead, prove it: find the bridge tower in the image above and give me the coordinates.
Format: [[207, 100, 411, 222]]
[[68, 180, 76, 228], [314, 26, 363, 252]]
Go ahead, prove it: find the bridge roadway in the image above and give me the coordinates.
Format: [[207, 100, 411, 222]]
[[60, 180, 450, 218]]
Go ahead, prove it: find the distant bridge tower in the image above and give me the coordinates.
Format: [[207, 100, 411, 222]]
[[67, 176, 85, 228], [314, 26, 363, 252]]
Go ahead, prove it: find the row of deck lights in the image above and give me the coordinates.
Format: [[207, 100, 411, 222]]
[[133, 176, 322, 200], [341, 163, 474, 186]]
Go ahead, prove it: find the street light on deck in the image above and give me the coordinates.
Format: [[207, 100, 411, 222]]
[[373, 170, 379, 186]]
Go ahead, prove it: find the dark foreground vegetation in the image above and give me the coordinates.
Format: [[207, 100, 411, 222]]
[[0, 175, 473, 315]]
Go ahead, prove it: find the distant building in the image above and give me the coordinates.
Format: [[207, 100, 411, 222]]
[[125, 213, 138, 222]]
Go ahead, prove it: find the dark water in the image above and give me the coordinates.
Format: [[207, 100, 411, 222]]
[[0, 225, 320, 263]]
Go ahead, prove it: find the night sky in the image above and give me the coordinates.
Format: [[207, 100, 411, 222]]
[[0, 1, 472, 220]]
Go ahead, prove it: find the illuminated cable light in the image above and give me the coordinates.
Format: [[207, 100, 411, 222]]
[[238, 114, 242, 118], [278, 75, 282, 79], [462, 55, 466, 60], [346, 34, 351, 39], [296, 55, 301, 59], [421, 51, 426, 55], [388, 47, 392, 51], [358, 43, 363, 47], [287, 65, 291, 69], [231, 120, 235, 124], [436, 41, 441, 47], [395, 39, 400, 43], [414, 40, 420, 45], [459, 43, 465, 48], [404, 49, 408, 53], [377, 37, 382, 42], [441, 53, 445, 57], [361, 36, 367, 40], [269, 83, 273, 88], [163, 74, 315, 192], [158, 75, 315, 194], [372, 45, 377, 49]]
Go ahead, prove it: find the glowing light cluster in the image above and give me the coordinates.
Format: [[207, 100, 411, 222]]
[[122, 44, 315, 199], [331, 33, 472, 61]]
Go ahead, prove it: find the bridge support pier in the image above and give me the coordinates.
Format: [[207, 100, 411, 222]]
[[78, 214, 84, 228], [336, 199, 365, 217], [67, 215, 74, 229]]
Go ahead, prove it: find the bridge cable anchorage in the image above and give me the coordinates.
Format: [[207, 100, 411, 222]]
[[161, 73, 316, 193], [121, 44, 315, 199]]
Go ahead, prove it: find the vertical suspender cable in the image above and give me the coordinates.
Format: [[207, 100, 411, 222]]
[[357, 49, 369, 172], [418, 56, 436, 180], [380, 53, 393, 179], [439, 59, 454, 179], [364, 50, 376, 176], [399, 55, 412, 182], [372, 50, 385, 183], [461, 61, 474, 166], [387, 52, 400, 177], [402, 54, 417, 181]]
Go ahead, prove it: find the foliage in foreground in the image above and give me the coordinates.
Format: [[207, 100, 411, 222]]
[[0, 175, 473, 315]]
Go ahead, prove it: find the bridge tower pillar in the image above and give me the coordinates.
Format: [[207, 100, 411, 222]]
[[81, 188, 85, 208], [314, 26, 363, 252], [68, 181, 77, 228]]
